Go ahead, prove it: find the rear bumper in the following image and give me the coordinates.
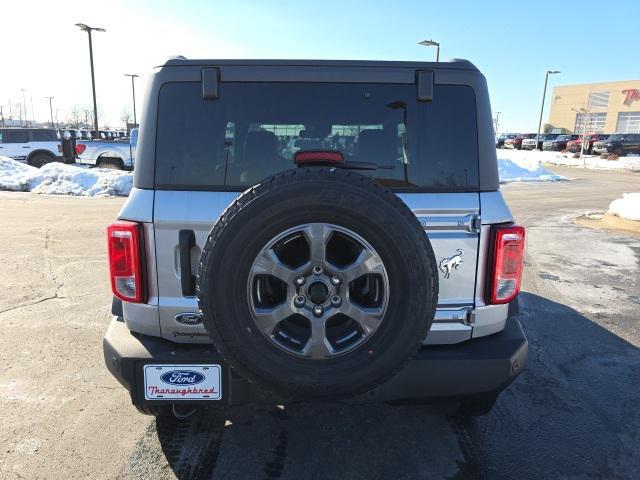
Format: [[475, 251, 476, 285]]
[[104, 315, 527, 406]]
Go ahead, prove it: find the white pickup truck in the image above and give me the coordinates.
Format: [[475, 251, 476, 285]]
[[77, 128, 137, 170]]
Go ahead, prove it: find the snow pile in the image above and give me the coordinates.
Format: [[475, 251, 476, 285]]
[[496, 149, 566, 183], [0, 156, 132, 196], [0, 156, 44, 191], [544, 154, 640, 171], [608, 193, 640, 221]]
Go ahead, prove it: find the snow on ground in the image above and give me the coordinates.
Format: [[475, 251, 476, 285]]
[[608, 193, 640, 221], [538, 151, 640, 171], [496, 149, 566, 183], [0, 156, 132, 197], [0, 156, 45, 191]]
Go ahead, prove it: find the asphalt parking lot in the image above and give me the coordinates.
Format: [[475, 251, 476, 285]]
[[0, 165, 639, 479]]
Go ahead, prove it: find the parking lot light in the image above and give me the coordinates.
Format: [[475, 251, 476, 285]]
[[418, 39, 440, 62], [124, 74, 139, 127], [75, 23, 106, 134], [535, 70, 560, 152]]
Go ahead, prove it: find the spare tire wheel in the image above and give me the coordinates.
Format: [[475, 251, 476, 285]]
[[197, 167, 438, 400]]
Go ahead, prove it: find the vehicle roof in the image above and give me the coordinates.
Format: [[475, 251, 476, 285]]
[[160, 57, 478, 71]]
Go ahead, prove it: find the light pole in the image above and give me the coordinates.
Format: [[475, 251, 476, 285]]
[[20, 89, 27, 126], [76, 23, 105, 134], [124, 73, 139, 127], [535, 70, 560, 151], [44, 96, 55, 128], [418, 39, 440, 62]]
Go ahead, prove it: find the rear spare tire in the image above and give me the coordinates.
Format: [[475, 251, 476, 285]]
[[197, 167, 438, 400]]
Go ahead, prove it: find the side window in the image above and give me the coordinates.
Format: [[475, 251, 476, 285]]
[[31, 130, 57, 141], [407, 85, 479, 188], [155, 83, 226, 186], [3, 130, 30, 143]]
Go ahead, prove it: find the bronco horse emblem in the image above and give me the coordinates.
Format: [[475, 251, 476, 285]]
[[439, 249, 464, 279]]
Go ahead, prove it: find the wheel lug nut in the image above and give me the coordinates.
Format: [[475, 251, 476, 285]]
[[294, 295, 306, 307], [312, 265, 324, 275], [313, 305, 324, 317], [295, 276, 306, 286], [330, 276, 341, 286], [330, 295, 342, 307]]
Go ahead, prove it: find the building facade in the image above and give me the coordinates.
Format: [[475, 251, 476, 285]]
[[547, 80, 640, 135]]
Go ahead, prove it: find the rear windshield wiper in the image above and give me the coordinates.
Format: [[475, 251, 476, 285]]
[[338, 161, 396, 171]]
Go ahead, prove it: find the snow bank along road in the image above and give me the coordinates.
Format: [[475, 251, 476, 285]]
[[0, 156, 132, 196], [1, 165, 639, 479]]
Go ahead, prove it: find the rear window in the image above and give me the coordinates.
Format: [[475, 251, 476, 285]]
[[155, 82, 479, 190]]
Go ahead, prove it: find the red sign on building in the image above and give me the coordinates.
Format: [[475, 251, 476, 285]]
[[622, 89, 640, 106]]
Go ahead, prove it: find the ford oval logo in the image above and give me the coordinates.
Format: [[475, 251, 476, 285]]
[[160, 370, 205, 386], [174, 312, 203, 326]]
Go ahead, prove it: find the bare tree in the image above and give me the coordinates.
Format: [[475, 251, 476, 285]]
[[70, 105, 82, 127], [120, 107, 132, 126]]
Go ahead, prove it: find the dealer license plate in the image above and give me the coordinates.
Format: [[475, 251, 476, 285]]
[[143, 364, 222, 400]]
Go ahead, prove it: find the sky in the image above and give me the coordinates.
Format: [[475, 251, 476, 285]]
[[2, 0, 638, 131]]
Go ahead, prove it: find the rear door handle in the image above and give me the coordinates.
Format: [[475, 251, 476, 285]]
[[179, 230, 196, 296]]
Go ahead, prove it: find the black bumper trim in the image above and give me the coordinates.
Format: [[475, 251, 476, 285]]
[[104, 316, 527, 406]]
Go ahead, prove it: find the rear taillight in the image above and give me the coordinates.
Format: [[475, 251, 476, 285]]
[[107, 221, 145, 303], [76, 143, 86, 155], [487, 225, 525, 304]]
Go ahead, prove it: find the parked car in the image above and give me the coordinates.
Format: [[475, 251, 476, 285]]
[[521, 133, 560, 151], [103, 58, 527, 421], [0, 128, 62, 167], [496, 133, 517, 149], [592, 133, 640, 156], [77, 128, 137, 169], [567, 134, 609, 154], [504, 133, 536, 150], [542, 134, 579, 151], [502, 134, 519, 149]]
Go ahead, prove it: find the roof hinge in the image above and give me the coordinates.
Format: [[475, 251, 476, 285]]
[[202, 67, 220, 100], [416, 70, 434, 102]]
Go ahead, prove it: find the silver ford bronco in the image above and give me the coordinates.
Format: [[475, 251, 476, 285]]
[[103, 58, 527, 419]]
